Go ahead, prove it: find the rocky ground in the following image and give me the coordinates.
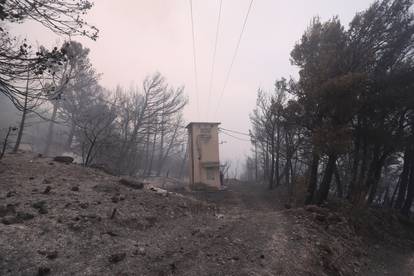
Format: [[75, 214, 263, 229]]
[[0, 152, 413, 275]]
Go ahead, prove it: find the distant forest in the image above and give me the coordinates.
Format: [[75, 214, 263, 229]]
[[244, 0, 414, 215]]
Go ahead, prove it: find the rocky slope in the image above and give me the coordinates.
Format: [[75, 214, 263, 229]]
[[0, 153, 412, 275]]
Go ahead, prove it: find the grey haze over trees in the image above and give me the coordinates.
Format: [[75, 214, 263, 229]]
[[0, 1, 189, 179], [246, 0, 414, 215], [43, 40, 98, 155], [111, 73, 188, 176], [57, 71, 188, 177], [12, 44, 189, 177]]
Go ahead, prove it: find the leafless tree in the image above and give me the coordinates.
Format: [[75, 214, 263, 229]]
[[114, 73, 187, 176], [0, 126, 17, 159]]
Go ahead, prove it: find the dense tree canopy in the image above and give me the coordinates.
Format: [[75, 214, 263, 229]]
[[248, 0, 414, 214]]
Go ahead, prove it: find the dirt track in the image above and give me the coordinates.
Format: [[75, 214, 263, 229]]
[[188, 182, 414, 276], [0, 153, 413, 275]]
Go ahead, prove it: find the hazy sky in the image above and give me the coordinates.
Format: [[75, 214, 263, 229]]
[[12, 0, 373, 172]]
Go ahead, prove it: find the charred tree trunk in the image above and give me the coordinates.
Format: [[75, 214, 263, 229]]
[[43, 102, 58, 156], [395, 147, 411, 209], [264, 141, 269, 183], [351, 135, 369, 203], [284, 131, 293, 188], [348, 124, 361, 199], [157, 96, 166, 176], [12, 74, 30, 153], [401, 155, 414, 216], [366, 163, 384, 205], [275, 124, 281, 187], [143, 126, 151, 175], [269, 139, 275, 190], [334, 163, 343, 198], [316, 153, 337, 205], [178, 144, 188, 179], [1, 127, 14, 159], [366, 150, 388, 205], [158, 118, 181, 176], [84, 136, 97, 166], [305, 149, 320, 205], [147, 124, 158, 177], [66, 122, 75, 150], [390, 178, 401, 208]]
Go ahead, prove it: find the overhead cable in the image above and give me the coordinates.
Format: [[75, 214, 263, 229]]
[[219, 127, 250, 136], [214, 0, 254, 118], [206, 0, 223, 119], [189, 0, 200, 119], [219, 129, 251, 142]]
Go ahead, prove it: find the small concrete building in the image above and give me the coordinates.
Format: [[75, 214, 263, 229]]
[[186, 122, 221, 189]]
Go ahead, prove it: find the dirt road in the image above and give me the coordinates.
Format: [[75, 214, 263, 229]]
[[183, 181, 414, 276]]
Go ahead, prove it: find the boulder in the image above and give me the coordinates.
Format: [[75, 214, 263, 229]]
[[119, 178, 144, 190], [0, 204, 15, 217], [6, 190, 16, 198], [1, 211, 35, 225], [38, 250, 58, 260], [16, 211, 35, 221], [53, 156, 74, 164], [32, 201, 48, 214], [43, 186, 52, 194], [1, 216, 19, 225], [37, 266, 51, 276], [108, 252, 126, 263]]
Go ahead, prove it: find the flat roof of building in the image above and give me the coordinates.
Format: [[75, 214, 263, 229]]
[[186, 122, 221, 129]]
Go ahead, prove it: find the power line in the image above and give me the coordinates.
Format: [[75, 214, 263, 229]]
[[219, 129, 251, 142], [219, 127, 250, 137], [206, 0, 223, 120], [214, 0, 254, 118], [189, 0, 200, 119]]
